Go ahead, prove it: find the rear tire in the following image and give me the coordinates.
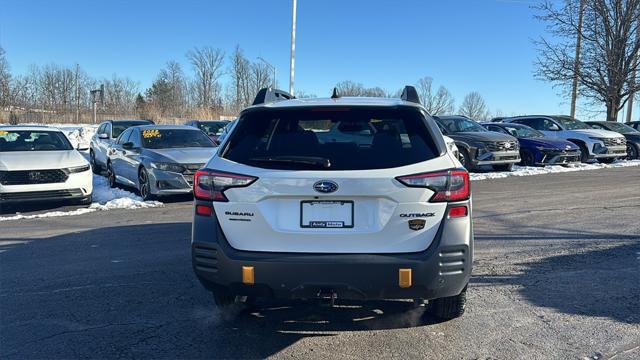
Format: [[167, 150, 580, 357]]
[[107, 162, 117, 188], [493, 163, 514, 172], [458, 148, 474, 171], [138, 167, 155, 201], [77, 195, 92, 206], [427, 286, 467, 320], [520, 150, 536, 167], [598, 157, 617, 164], [212, 288, 236, 307], [578, 144, 590, 163], [90, 150, 101, 174], [626, 143, 638, 160]]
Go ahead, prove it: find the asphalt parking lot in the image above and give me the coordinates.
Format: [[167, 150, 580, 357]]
[[1, 167, 639, 359]]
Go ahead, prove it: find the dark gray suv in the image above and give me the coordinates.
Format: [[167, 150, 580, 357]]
[[434, 115, 520, 171]]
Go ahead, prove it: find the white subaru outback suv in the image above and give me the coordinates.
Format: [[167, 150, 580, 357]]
[[192, 87, 472, 320]]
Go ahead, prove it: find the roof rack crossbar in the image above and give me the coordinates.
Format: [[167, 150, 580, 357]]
[[252, 87, 296, 105], [400, 85, 421, 104]]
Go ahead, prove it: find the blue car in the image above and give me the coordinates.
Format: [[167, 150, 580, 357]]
[[482, 122, 581, 166]]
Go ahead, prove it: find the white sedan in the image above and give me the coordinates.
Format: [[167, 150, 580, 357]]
[[0, 126, 93, 206]]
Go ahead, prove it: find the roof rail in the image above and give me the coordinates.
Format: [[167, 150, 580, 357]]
[[252, 87, 295, 105], [400, 85, 421, 104]]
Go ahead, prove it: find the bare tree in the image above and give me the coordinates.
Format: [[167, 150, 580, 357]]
[[0, 46, 10, 108], [187, 46, 225, 109], [102, 75, 139, 115], [147, 61, 187, 116], [535, 0, 640, 121], [458, 91, 489, 120], [415, 76, 455, 115], [334, 81, 389, 97]]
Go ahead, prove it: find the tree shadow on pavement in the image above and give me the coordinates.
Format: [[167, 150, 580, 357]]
[[472, 242, 640, 325], [0, 222, 449, 359]]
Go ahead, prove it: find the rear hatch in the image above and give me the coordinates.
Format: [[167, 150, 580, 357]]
[[202, 105, 463, 254]]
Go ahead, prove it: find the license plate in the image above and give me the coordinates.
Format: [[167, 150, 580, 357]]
[[300, 200, 354, 228]]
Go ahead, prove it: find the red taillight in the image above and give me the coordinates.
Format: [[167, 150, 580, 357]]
[[396, 169, 470, 202], [194, 169, 257, 202], [448, 205, 468, 218], [195, 205, 213, 217]]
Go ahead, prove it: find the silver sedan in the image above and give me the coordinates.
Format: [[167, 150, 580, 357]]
[[106, 125, 217, 200]]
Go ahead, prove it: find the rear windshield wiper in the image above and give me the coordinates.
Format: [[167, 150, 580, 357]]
[[249, 156, 331, 169]]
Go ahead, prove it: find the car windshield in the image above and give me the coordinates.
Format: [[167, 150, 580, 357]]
[[437, 117, 487, 133], [222, 107, 439, 170], [112, 121, 151, 138], [601, 122, 638, 133], [141, 129, 215, 149], [501, 125, 545, 138], [0, 130, 73, 152], [553, 116, 591, 130], [197, 122, 227, 136]]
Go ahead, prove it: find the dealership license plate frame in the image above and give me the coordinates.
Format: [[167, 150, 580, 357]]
[[300, 200, 354, 229]]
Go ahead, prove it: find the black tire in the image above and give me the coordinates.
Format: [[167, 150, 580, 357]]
[[577, 143, 590, 163], [598, 157, 616, 164], [107, 162, 117, 188], [427, 286, 467, 320], [77, 195, 93, 206], [626, 143, 639, 160], [493, 163, 514, 172], [138, 167, 155, 201], [212, 288, 236, 307], [458, 148, 474, 171], [90, 150, 101, 174], [520, 150, 536, 167]]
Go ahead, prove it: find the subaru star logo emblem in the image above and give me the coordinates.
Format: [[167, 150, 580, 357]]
[[504, 142, 511, 149], [313, 180, 338, 193]]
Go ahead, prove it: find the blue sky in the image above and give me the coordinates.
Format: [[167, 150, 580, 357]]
[[1, 0, 618, 118]]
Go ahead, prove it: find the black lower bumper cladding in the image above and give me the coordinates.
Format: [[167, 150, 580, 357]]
[[0, 189, 85, 203], [192, 203, 472, 301]]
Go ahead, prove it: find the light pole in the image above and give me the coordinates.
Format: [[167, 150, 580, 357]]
[[257, 57, 277, 89], [289, 0, 297, 95]]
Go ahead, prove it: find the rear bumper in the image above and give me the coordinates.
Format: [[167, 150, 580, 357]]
[[192, 202, 473, 301]]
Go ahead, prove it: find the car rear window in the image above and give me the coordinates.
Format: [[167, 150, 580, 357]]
[[221, 107, 439, 170], [112, 121, 152, 138]]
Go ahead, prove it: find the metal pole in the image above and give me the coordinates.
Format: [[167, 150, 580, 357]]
[[570, 0, 585, 118], [75, 64, 80, 123], [289, 0, 297, 95], [93, 101, 97, 124], [626, 30, 639, 123]]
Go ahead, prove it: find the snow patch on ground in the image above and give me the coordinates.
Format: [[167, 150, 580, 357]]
[[55, 124, 97, 149], [0, 174, 163, 222], [470, 160, 640, 181]]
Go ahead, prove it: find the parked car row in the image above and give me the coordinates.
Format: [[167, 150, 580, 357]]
[[2, 105, 638, 210]]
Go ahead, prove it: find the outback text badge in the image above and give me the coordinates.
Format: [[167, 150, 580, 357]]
[[408, 219, 426, 231]]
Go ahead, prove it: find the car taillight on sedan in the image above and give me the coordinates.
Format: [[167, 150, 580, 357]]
[[396, 169, 470, 202], [193, 169, 257, 202]]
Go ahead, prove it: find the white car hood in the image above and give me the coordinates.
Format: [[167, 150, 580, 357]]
[[568, 129, 622, 138], [0, 150, 88, 171]]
